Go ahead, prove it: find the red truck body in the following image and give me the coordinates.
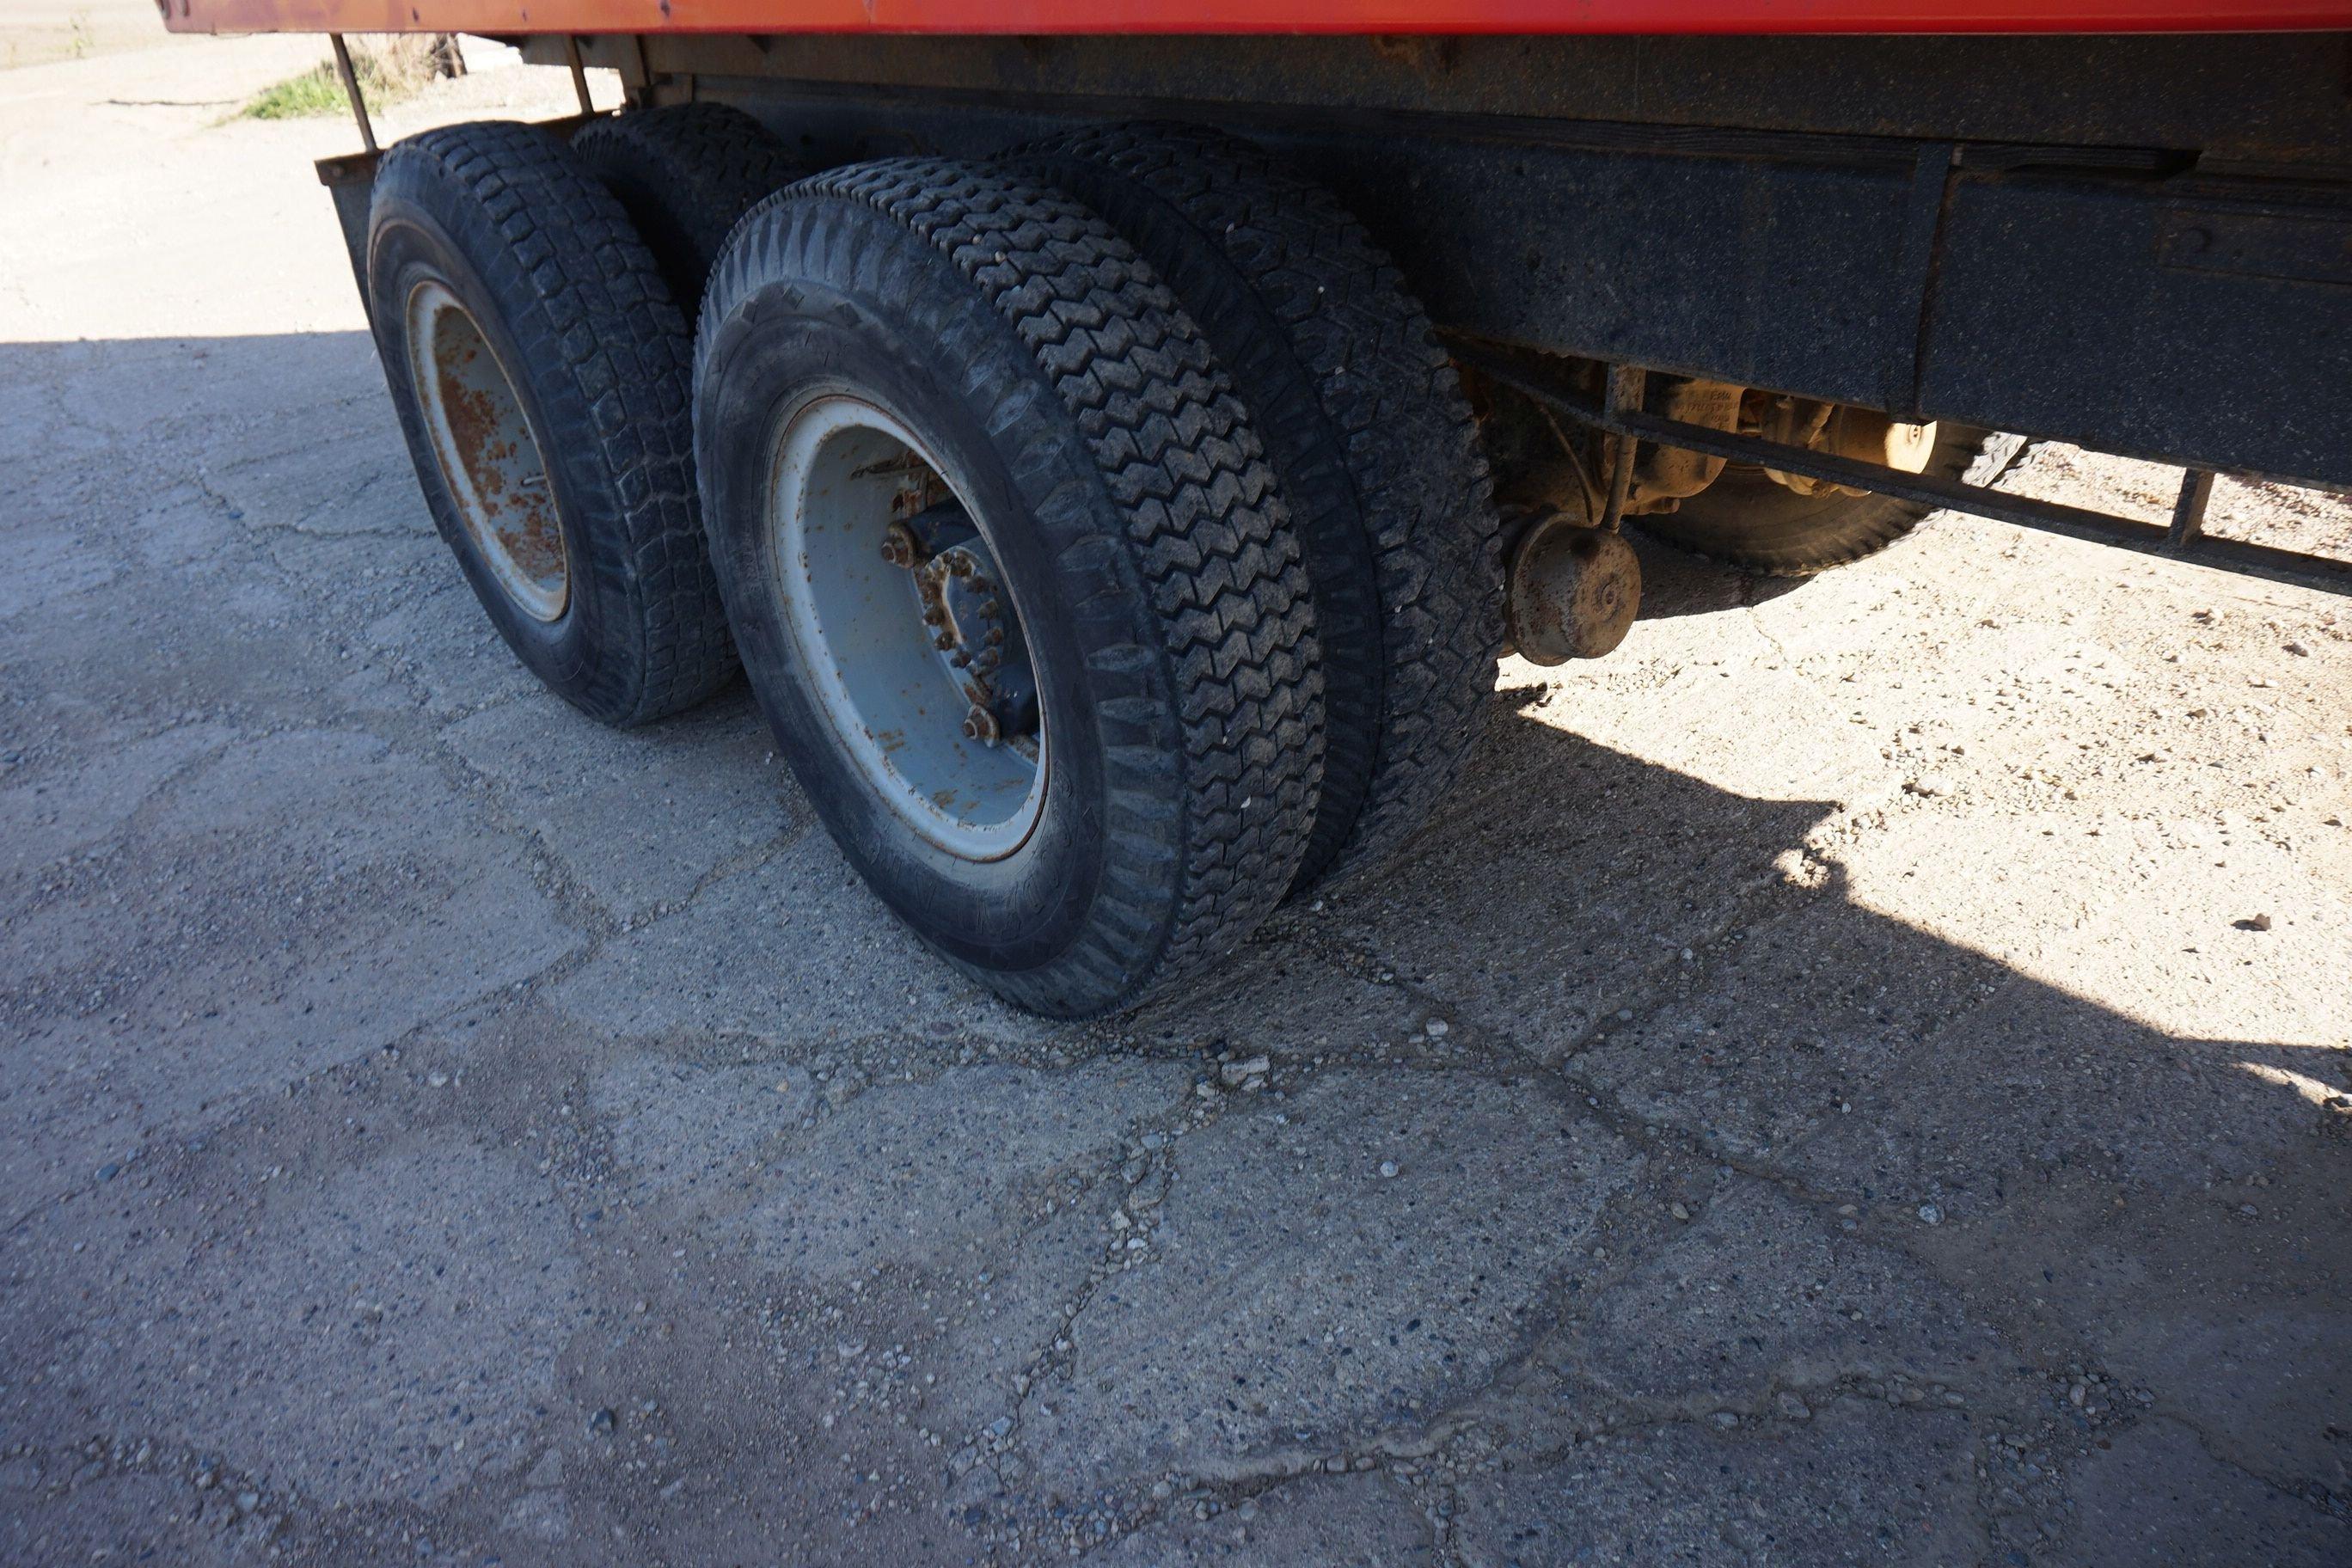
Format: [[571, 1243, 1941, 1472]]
[[161, 0, 2352, 34]]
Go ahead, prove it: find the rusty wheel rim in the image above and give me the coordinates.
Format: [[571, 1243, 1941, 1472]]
[[406, 281, 570, 623], [768, 393, 1049, 862]]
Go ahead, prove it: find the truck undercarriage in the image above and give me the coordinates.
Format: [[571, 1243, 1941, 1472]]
[[175, 3, 2352, 1009], [538, 33, 2351, 573]]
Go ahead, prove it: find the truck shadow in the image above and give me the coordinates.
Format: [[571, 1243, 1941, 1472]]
[[1099, 681, 2350, 1542], [1160, 679, 2346, 1240]]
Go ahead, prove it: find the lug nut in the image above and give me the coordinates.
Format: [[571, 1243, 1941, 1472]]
[[879, 524, 922, 568], [961, 705, 1000, 744]]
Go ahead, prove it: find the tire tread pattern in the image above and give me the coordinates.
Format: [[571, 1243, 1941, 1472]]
[[376, 119, 732, 724], [572, 103, 807, 315], [1015, 123, 1504, 890]]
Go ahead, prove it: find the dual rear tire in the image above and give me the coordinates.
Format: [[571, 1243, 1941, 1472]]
[[366, 119, 732, 727], [369, 115, 1501, 1015], [694, 141, 1507, 1013], [365, 107, 802, 726], [696, 162, 1329, 1016]]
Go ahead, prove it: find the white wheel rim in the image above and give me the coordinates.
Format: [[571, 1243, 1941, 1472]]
[[769, 394, 1049, 862], [405, 280, 569, 622]]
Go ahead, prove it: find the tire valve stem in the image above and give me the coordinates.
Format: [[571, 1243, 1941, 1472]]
[[961, 705, 1000, 744]]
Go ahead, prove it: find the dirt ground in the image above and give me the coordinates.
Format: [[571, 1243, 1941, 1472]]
[[3, 33, 2349, 1568]]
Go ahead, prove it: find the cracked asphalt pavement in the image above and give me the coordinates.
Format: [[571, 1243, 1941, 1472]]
[[4, 34, 2349, 1568]]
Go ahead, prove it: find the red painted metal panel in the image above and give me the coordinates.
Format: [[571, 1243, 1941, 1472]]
[[160, 0, 2352, 35]]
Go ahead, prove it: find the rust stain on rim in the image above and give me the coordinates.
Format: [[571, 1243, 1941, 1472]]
[[407, 279, 570, 622]]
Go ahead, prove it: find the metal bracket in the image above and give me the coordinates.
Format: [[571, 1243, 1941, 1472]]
[[2167, 469, 2215, 553], [328, 34, 375, 155], [1596, 364, 1645, 533], [315, 145, 382, 317], [562, 35, 594, 117], [1464, 349, 2351, 598]]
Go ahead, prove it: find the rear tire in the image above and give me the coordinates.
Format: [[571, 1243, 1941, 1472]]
[[1634, 423, 1996, 576], [572, 103, 808, 318], [1011, 123, 1504, 894], [367, 119, 734, 726], [695, 159, 1326, 1017]]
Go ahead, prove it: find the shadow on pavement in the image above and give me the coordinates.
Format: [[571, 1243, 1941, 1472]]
[[2, 328, 2344, 1566]]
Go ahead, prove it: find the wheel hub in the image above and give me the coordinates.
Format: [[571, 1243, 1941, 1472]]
[[885, 503, 1040, 760], [768, 395, 1049, 862]]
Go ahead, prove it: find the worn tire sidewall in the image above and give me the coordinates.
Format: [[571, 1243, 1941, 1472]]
[[698, 211, 1166, 983], [367, 180, 633, 712]]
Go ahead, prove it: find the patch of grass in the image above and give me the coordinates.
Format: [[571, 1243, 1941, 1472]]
[[240, 37, 450, 121], [242, 64, 348, 119]]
